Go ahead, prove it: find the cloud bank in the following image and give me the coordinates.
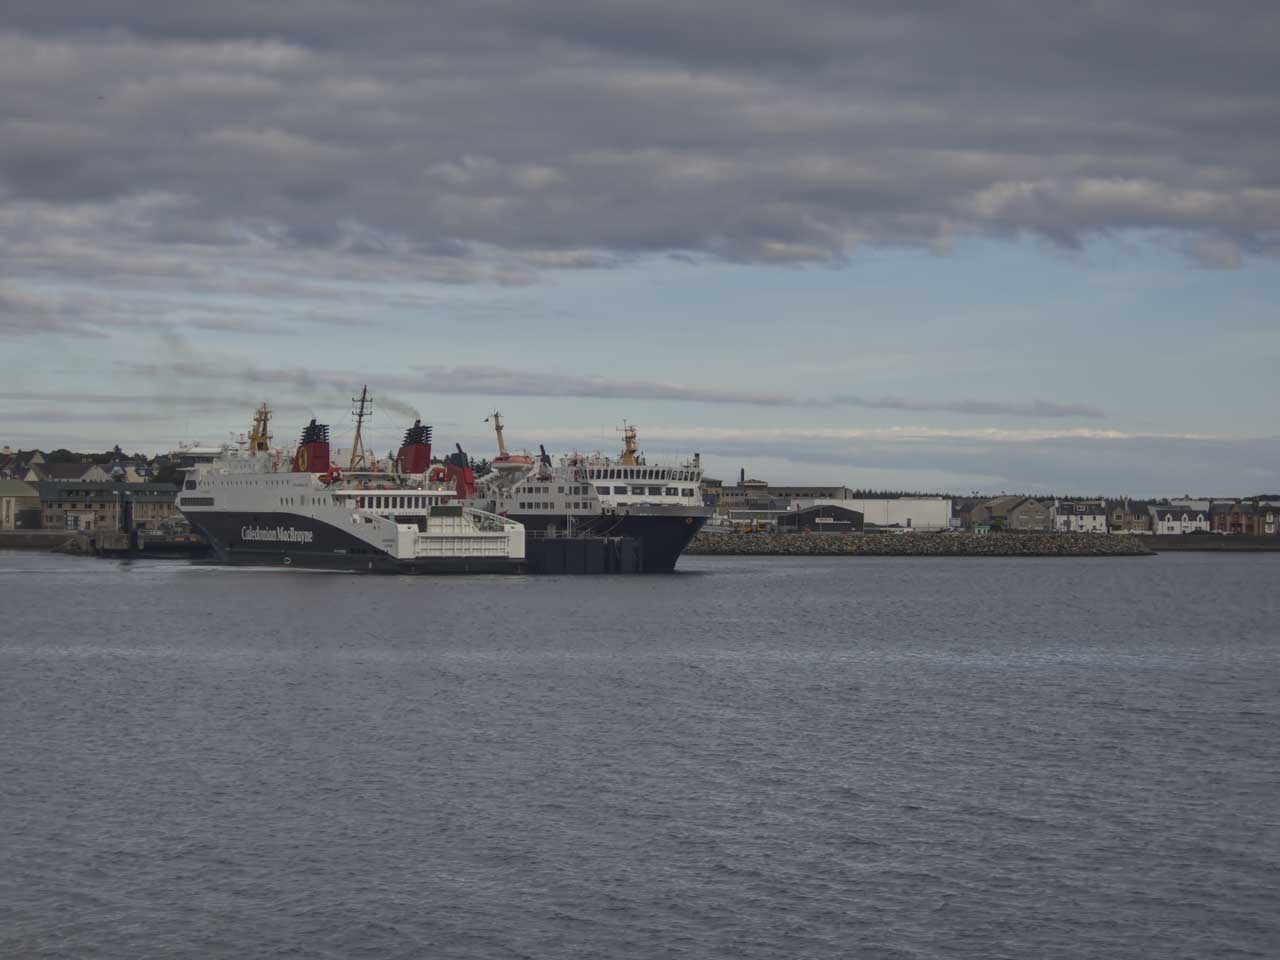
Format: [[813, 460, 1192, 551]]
[[122, 360, 1102, 419], [1, 0, 1278, 310]]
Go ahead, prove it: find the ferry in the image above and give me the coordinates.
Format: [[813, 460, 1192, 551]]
[[176, 405, 525, 573], [464, 414, 711, 572]]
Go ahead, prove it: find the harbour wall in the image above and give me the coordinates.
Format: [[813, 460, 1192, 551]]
[[687, 531, 1154, 557], [1148, 534, 1280, 551], [0, 531, 77, 550]]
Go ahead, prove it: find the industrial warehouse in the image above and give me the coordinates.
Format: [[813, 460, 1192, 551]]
[[705, 470, 953, 532]]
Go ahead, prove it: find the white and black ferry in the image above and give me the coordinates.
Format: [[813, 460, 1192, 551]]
[[465, 415, 711, 572], [176, 407, 525, 573]]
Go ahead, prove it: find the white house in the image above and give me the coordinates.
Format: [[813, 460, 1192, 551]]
[[1051, 499, 1108, 533], [1149, 505, 1211, 535]]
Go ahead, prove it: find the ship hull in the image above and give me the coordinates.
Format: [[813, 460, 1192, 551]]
[[183, 510, 525, 574], [507, 509, 709, 572]]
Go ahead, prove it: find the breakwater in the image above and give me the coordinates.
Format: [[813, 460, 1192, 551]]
[[687, 531, 1153, 557]]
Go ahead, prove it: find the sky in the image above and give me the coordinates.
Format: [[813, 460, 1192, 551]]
[[1, 1, 1278, 496]]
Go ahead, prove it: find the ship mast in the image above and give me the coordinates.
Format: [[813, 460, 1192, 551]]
[[248, 403, 272, 453], [488, 411, 509, 458], [349, 385, 372, 471], [618, 421, 639, 465]]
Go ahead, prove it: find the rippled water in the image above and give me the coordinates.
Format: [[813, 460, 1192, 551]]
[[2, 550, 1278, 959]]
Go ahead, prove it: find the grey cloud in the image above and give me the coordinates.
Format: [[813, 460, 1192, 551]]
[[834, 396, 1107, 419], [412, 366, 799, 406], [636, 429, 1280, 498], [124, 361, 799, 408], [0, 1, 1277, 296], [0, 284, 107, 337], [120, 357, 1111, 418]]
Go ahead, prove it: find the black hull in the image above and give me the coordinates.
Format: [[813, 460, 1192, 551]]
[[183, 510, 524, 574], [509, 511, 708, 572]]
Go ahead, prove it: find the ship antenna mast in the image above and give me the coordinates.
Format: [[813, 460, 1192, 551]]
[[248, 402, 272, 453], [618, 421, 639, 465], [349, 385, 372, 471], [488, 410, 509, 458]]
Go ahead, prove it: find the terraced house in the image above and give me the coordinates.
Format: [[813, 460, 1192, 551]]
[[1108, 499, 1153, 534], [1051, 499, 1108, 533], [1149, 505, 1210, 535], [1210, 501, 1280, 536]]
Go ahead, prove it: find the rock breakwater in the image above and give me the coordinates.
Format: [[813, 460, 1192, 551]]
[[687, 531, 1153, 557]]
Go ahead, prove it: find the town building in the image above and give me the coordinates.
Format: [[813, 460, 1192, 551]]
[[1107, 499, 1153, 534], [716, 471, 855, 512], [1051, 499, 1108, 533], [1149, 504, 1210, 535], [1, 449, 42, 480], [1210, 501, 1279, 536], [25, 461, 112, 483], [776, 504, 864, 533], [971, 496, 1051, 531], [38, 482, 181, 532], [0, 479, 41, 530], [700, 477, 724, 511]]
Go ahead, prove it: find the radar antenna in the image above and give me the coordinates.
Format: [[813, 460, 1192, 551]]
[[349, 385, 372, 471]]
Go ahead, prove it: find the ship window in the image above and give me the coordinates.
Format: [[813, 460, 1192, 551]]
[[665, 487, 678, 496], [682, 488, 694, 497], [596, 487, 609, 497], [614, 486, 627, 495], [649, 487, 662, 496], [558, 486, 564, 493]]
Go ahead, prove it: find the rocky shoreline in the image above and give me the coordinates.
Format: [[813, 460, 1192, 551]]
[[686, 531, 1154, 557]]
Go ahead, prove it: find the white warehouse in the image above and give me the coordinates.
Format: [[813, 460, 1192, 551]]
[[792, 497, 954, 531]]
